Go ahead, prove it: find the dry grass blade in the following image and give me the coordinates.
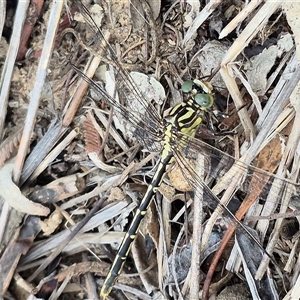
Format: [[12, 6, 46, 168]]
[[182, 0, 222, 47], [219, 0, 263, 39], [0, 1, 30, 138], [220, 1, 283, 141], [24, 128, 79, 184], [13, 1, 64, 184], [189, 155, 205, 299], [25, 199, 129, 283]]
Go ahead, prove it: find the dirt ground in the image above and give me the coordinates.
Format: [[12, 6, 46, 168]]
[[1, 1, 300, 299]]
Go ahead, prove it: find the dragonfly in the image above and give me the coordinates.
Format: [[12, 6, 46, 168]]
[[73, 3, 300, 299]]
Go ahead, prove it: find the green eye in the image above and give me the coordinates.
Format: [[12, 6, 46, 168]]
[[195, 93, 213, 108], [181, 80, 193, 93]]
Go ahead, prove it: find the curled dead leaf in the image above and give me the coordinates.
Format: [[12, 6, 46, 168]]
[[0, 161, 50, 216]]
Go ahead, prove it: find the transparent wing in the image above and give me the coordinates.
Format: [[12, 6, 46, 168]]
[[76, 3, 165, 150], [173, 130, 299, 211], [74, 70, 164, 151], [169, 130, 299, 268]]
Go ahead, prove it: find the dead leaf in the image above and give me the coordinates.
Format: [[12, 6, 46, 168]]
[[0, 161, 49, 216], [40, 208, 63, 236]]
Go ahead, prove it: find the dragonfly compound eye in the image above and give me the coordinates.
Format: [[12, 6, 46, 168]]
[[181, 80, 193, 93], [195, 93, 214, 108]]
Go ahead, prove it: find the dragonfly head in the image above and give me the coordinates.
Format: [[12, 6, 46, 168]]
[[182, 79, 214, 109]]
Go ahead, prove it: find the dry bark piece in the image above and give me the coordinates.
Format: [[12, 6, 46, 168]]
[[0, 216, 41, 296], [28, 174, 86, 203]]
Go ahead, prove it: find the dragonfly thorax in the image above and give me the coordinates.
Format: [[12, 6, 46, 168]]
[[166, 101, 204, 138]]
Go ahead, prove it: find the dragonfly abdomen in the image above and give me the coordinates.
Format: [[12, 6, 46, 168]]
[[100, 151, 174, 298]]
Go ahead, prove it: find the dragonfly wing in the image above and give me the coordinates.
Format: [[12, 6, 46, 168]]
[[77, 3, 164, 151], [173, 131, 300, 206], [171, 131, 299, 264]]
